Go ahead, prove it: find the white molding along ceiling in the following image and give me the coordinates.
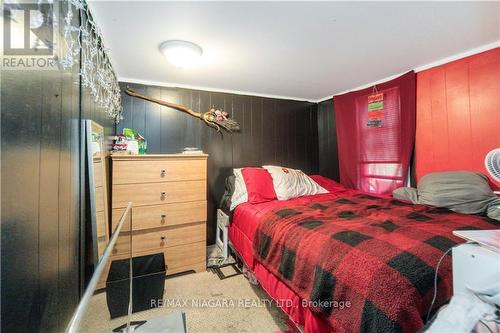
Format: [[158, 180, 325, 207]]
[[88, 1, 500, 102], [318, 40, 500, 102]]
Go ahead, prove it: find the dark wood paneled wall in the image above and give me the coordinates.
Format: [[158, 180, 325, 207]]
[[317, 99, 340, 181], [1, 5, 114, 333], [118, 82, 318, 243]]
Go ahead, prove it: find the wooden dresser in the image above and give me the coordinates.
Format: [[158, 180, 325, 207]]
[[99, 154, 207, 288]]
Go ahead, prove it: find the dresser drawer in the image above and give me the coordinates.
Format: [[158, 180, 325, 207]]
[[166, 241, 206, 274], [96, 211, 107, 238], [112, 222, 205, 255], [112, 180, 206, 208], [93, 160, 103, 187], [97, 237, 107, 257], [113, 159, 206, 185], [98, 241, 206, 289], [112, 201, 206, 231], [95, 186, 104, 212]]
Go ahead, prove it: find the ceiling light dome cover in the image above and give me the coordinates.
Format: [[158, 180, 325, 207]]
[[159, 40, 203, 68]]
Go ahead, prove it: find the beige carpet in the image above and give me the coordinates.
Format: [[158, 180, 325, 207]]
[[80, 266, 288, 333]]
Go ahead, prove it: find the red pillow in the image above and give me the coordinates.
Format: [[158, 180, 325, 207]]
[[241, 167, 277, 204]]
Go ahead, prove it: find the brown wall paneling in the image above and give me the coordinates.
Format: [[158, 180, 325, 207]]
[[262, 98, 276, 165], [1, 5, 114, 332], [57, 56, 82, 332], [1, 71, 43, 332], [118, 82, 319, 244], [38, 69, 63, 333], [317, 99, 340, 181]]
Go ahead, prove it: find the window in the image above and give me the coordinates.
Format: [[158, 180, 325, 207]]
[[355, 87, 404, 193]]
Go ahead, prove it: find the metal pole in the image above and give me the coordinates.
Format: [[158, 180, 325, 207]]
[[66, 202, 133, 333]]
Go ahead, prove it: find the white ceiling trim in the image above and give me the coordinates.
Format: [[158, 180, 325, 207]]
[[316, 40, 500, 103], [413, 40, 500, 72], [118, 77, 315, 103]]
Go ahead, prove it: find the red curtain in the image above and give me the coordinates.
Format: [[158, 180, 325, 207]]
[[333, 71, 416, 194]]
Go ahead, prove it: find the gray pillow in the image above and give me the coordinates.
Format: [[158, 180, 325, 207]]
[[486, 200, 500, 220], [417, 171, 496, 215], [393, 187, 419, 204]]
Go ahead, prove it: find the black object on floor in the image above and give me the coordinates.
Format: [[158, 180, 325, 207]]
[[112, 320, 147, 332], [210, 263, 242, 280], [106, 253, 166, 318], [106, 312, 188, 333]]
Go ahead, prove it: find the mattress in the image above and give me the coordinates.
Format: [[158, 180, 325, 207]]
[[228, 176, 351, 333], [230, 219, 332, 333]]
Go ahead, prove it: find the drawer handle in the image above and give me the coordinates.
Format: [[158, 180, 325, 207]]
[[161, 214, 166, 224], [160, 169, 166, 177], [160, 236, 166, 246], [160, 192, 166, 200]]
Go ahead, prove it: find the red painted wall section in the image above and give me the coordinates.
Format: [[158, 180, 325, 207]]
[[415, 47, 500, 189]]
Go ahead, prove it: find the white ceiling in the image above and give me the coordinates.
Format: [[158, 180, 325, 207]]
[[88, 1, 500, 102]]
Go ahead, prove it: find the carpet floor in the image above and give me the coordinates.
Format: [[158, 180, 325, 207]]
[[80, 266, 288, 333]]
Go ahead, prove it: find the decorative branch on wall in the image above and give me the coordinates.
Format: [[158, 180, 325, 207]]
[[125, 88, 240, 133], [61, 0, 123, 122]]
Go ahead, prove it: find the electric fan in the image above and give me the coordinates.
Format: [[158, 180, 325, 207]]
[[485, 148, 500, 194]]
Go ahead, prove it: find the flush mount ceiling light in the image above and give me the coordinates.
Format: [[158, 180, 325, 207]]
[[159, 40, 203, 68]]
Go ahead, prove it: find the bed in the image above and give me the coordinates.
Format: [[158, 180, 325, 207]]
[[228, 175, 499, 333]]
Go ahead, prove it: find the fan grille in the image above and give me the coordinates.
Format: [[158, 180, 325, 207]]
[[485, 148, 500, 182]]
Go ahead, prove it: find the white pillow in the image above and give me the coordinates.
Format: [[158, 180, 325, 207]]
[[263, 166, 328, 200], [230, 168, 248, 210]]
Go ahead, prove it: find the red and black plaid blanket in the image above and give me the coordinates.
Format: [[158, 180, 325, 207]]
[[253, 193, 499, 333]]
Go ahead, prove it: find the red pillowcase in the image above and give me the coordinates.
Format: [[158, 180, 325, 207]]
[[241, 167, 277, 204]]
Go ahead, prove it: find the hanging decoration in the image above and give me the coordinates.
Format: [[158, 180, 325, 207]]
[[61, 0, 122, 122], [366, 86, 384, 128], [125, 88, 241, 133]]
